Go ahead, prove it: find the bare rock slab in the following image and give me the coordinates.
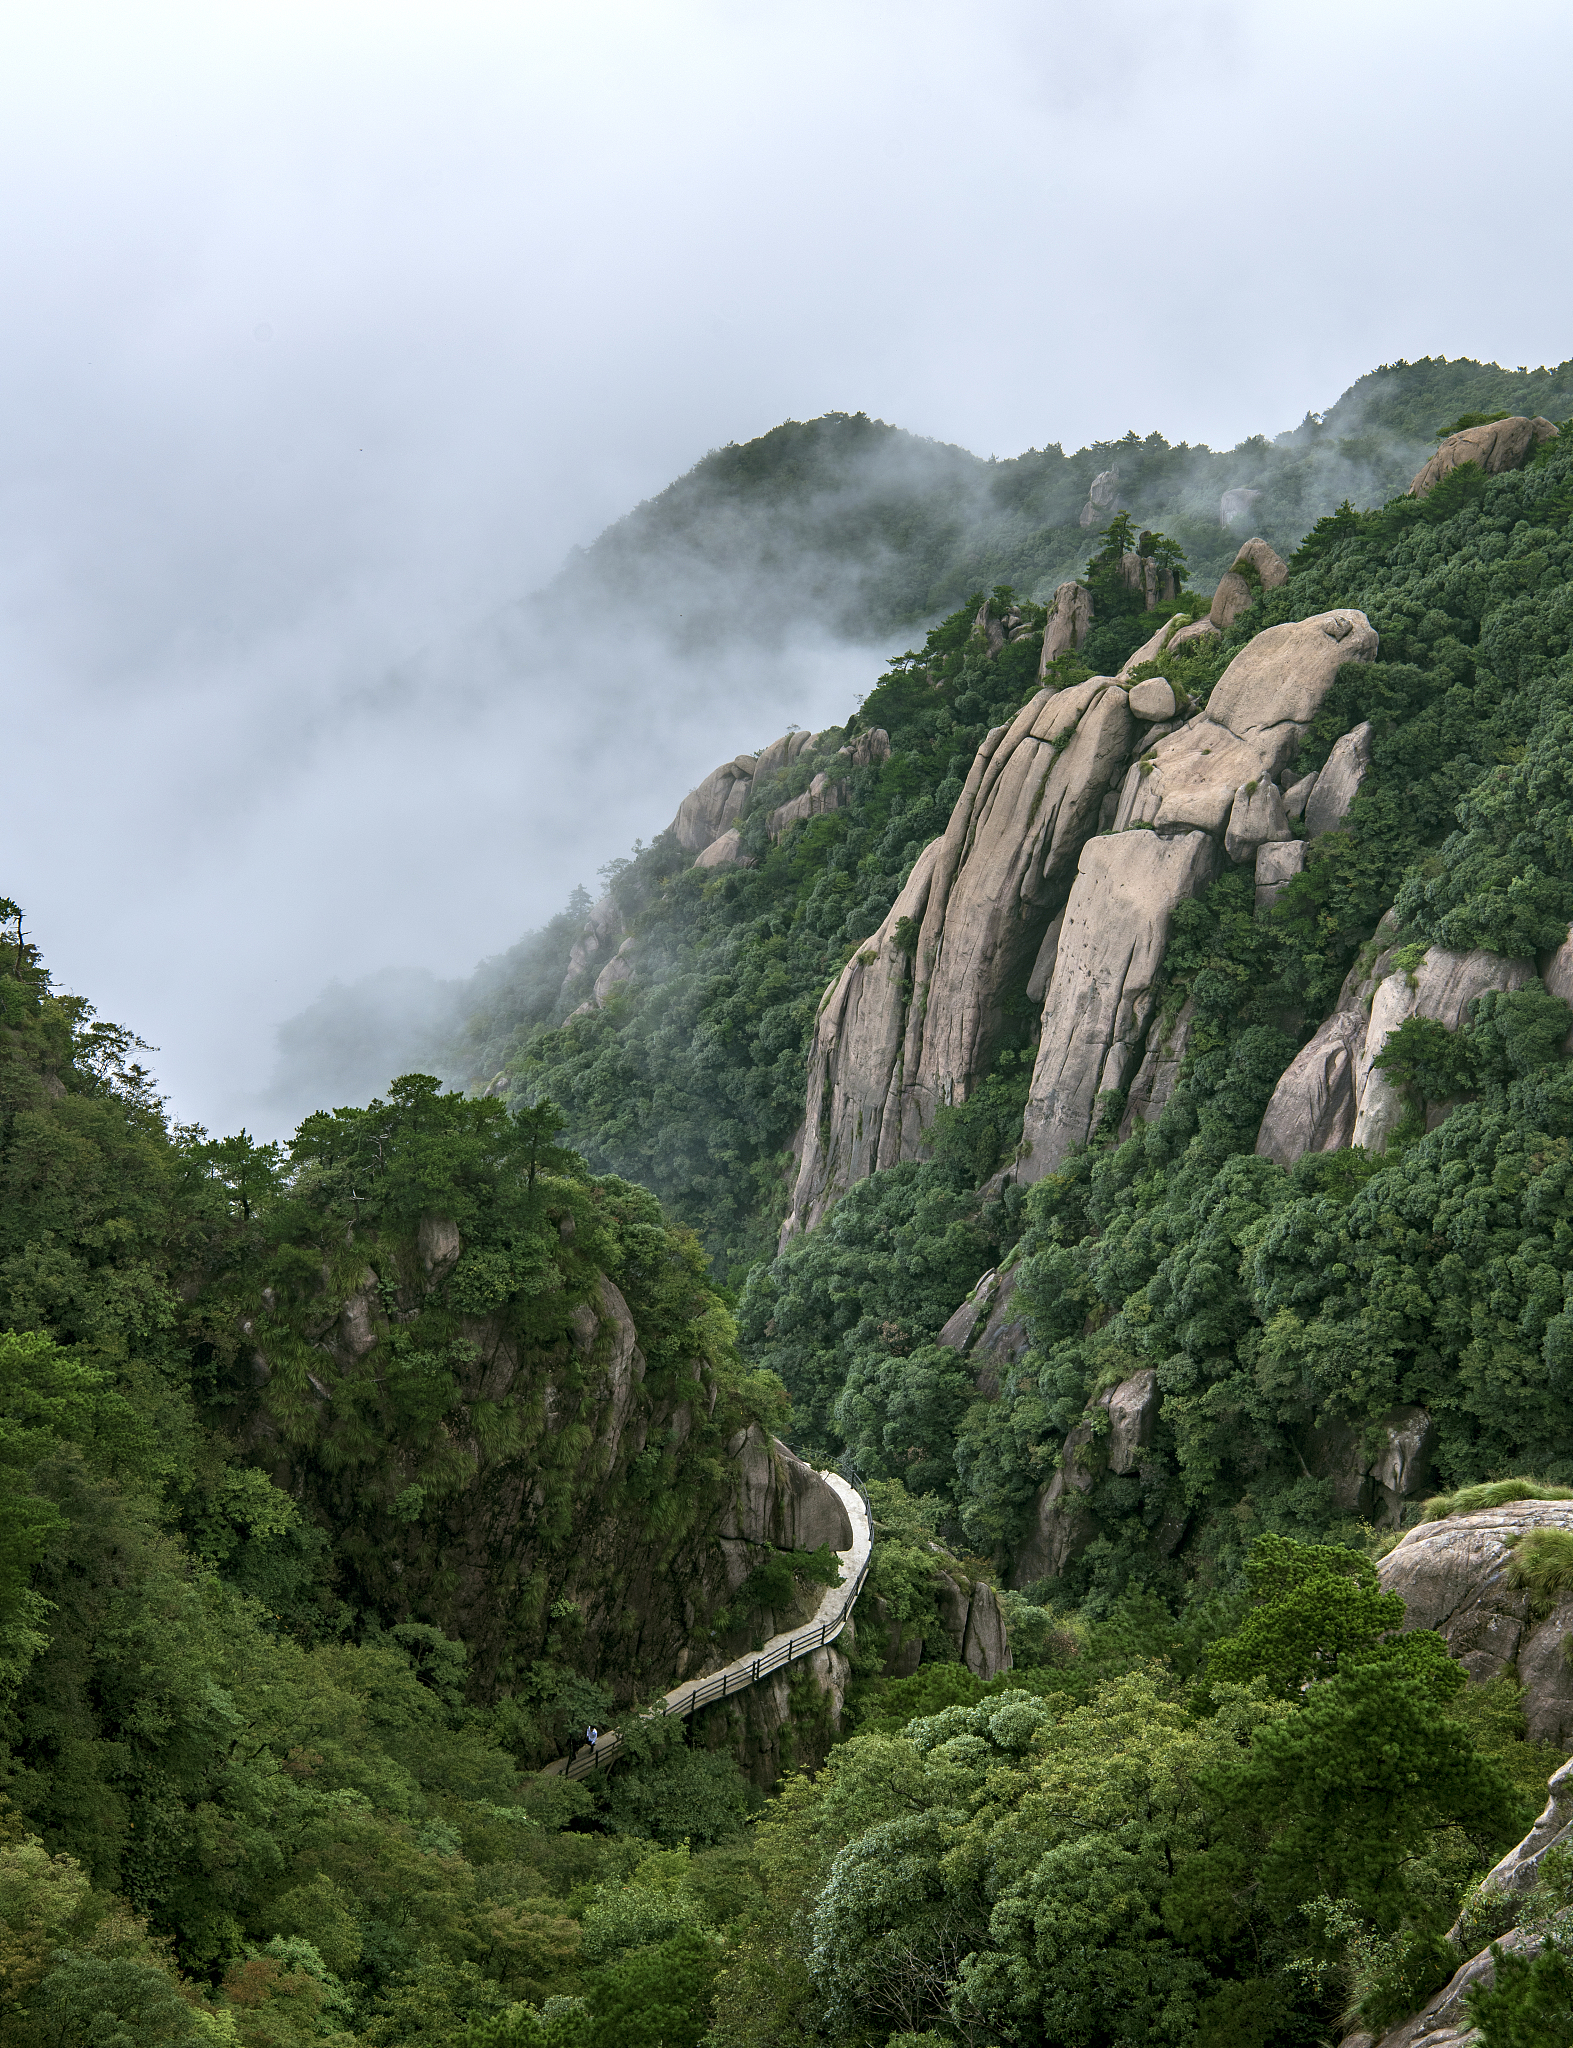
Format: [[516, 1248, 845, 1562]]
[[1019, 829, 1220, 1178], [1303, 720, 1373, 836]]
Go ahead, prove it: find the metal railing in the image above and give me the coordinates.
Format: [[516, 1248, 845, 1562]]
[[542, 1459, 872, 1781]]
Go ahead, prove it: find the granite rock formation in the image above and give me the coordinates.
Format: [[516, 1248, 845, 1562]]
[[1039, 580, 1094, 669], [1379, 1497, 1573, 1745], [787, 607, 1380, 1229], [1409, 414, 1559, 498], [1256, 941, 1534, 1166]]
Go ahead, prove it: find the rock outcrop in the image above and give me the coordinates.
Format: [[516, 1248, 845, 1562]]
[[936, 1264, 1031, 1397], [663, 726, 878, 859], [1351, 947, 1533, 1152], [718, 1425, 855, 1554], [785, 679, 1134, 1234], [1473, 1753, 1573, 1912], [1119, 992, 1195, 1135], [1379, 1497, 1573, 1745], [1013, 1368, 1165, 1586], [560, 892, 626, 1006], [786, 607, 1381, 1227], [1303, 1405, 1436, 1525], [1342, 1749, 1573, 2045], [1303, 720, 1374, 836], [1208, 536, 1289, 629], [1040, 580, 1093, 669], [1340, 1925, 1542, 2048], [1409, 415, 1559, 498], [1256, 940, 1534, 1166], [1116, 609, 1207, 681], [1255, 1003, 1366, 1162], [1113, 611, 1378, 837], [694, 827, 749, 870], [873, 1566, 1012, 1682], [247, 1218, 857, 1712], [671, 754, 758, 854], [1219, 485, 1262, 527], [1079, 467, 1120, 528], [1254, 838, 1306, 911]]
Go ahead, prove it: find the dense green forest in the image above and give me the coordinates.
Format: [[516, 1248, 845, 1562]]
[[10, 358, 1573, 2044]]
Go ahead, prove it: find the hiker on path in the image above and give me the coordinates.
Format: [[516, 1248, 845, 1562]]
[[586, 1725, 599, 1754]]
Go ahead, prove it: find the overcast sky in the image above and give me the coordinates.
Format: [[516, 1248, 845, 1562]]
[[3, 0, 1571, 1134]]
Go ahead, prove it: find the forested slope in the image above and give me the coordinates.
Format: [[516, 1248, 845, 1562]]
[[0, 912, 863, 2044], [14, 355, 1573, 2045], [544, 356, 1573, 648]]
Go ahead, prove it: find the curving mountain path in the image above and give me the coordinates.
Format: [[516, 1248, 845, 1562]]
[[542, 1467, 872, 1781]]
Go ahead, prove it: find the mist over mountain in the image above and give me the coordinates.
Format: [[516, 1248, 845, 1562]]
[[266, 354, 1573, 1127]]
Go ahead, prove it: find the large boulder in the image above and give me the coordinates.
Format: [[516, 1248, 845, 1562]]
[[1379, 1497, 1573, 1745], [1302, 720, 1374, 836], [1078, 467, 1120, 528], [1207, 537, 1288, 629], [1018, 830, 1220, 1177], [670, 755, 756, 853], [1040, 581, 1093, 670], [1409, 415, 1559, 498], [1128, 677, 1177, 721], [767, 770, 847, 839], [1106, 1368, 1159, 1473], [961, 1580, 1011, 1677], [1219, 485, 1262, 527], [1224, 776, 1291, 864], [1255, 1005, 1366, 1163], [694, 828, 748, 870], [718, 1426, 855, 1554], [1254, 837, 1306, 911]]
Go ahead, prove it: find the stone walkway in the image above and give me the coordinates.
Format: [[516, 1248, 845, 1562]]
[[542, 1468, 872, 1781]]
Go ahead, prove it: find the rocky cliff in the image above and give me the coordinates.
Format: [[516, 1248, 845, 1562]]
[[785, 588, 1380, 1231]]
